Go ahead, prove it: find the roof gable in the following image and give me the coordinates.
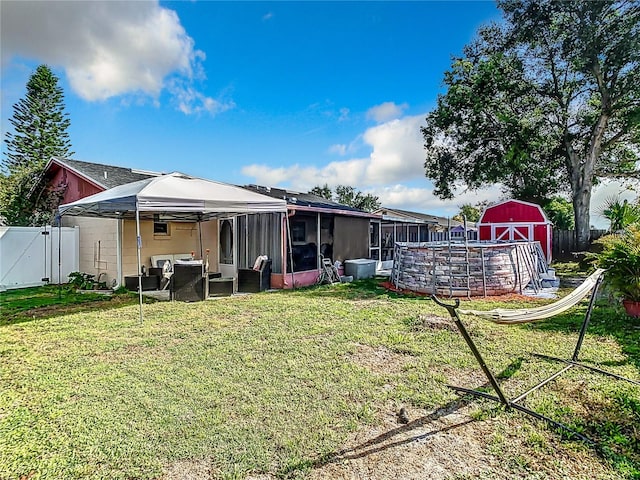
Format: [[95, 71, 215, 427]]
[[48, 157, 161, 190]]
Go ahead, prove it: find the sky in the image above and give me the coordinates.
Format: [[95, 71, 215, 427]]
[[0, 0, 636, 227]]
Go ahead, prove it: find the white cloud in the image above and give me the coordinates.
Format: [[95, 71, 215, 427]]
[[243, 113, 427, 190], [366, 101, 408, 123], [376, 184, 503, 217], [242, 113, 426, 199], [241, 110, 504, 217], [1, 0, 225, 115], [242, 158, 370, 192], [362, 115, 426, 184], [169, 81, 235, 116]]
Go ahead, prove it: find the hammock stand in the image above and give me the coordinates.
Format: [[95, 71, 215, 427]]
[[432, 269, 639, 444]]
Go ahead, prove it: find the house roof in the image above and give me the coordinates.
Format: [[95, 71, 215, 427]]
[[242, 185, 380, 218], [374, 207, 475, 229], [47, 157, 162, 190], [59, 172, 287, 221]]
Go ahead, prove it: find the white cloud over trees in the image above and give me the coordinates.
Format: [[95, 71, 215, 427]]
[[242, 108, 504, 213]]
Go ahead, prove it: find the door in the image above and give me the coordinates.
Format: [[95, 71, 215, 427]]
[[219, 218, 236, 278], [369, 220, 380, 262], [493, 224, 532, 242]]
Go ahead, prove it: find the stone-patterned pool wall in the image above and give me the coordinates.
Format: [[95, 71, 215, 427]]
[[391, 241, 535, 297]]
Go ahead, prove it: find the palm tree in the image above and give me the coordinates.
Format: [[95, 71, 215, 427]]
[[600, 196, 640, 232]]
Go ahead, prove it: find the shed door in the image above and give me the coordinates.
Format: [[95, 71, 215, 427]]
[[493, 225, 532, 242]]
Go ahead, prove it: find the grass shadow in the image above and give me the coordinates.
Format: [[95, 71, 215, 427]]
[[527, 302, 640, 372], [289, 277, 433, 302], [0, 285, 142, 327], [292, 358, 526, 478]]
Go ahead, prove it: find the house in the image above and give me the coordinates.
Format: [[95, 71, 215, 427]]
[[45, 157, 162, 205], [44, 158, 382, 291], [242, 185, 382, 288]]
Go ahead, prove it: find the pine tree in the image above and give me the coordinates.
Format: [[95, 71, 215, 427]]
[[1, 65, 73, 225]]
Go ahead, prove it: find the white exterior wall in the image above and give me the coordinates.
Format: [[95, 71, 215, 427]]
[[0, 226, 79, 291], [62, 217, 120, 288]]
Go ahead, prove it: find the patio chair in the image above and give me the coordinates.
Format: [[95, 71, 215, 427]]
[[238, 256, 272, 293], [317, 255, 341, 284]]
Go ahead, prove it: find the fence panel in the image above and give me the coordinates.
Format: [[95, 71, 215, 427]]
[[552, 229, 608, 260], [0, 226, 79, 291]]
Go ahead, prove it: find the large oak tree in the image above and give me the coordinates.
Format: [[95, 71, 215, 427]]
[[422, 0, 639, 250]]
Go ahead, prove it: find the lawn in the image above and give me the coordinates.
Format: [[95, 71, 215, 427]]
[[0, 280, 639, 479]]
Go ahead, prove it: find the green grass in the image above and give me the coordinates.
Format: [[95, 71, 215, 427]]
[[0, 285, 140, 325], [1, 280, 639, 479], [550, 260, 590, 277]]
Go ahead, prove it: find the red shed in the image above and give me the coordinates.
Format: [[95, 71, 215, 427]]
[[478, 199, 552, 262]]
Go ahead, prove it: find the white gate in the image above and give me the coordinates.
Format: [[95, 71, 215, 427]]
[[0, 226, 79, 291]]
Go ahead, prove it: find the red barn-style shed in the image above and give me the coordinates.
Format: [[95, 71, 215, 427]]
[[478, 199, 552, 262]]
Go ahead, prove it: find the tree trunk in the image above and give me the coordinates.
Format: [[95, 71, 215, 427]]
[[566, 110, 609, 252], [573, 187, 591, 252], [566, 146, 593, 252]]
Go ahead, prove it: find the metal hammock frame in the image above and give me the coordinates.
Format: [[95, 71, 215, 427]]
[[433, 269, 639, 444]]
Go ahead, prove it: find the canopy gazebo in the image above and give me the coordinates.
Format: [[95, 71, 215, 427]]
[[58, 172, 287, 321]]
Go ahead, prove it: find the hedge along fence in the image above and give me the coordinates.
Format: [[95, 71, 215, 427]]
[[552, 229, 608, 260]]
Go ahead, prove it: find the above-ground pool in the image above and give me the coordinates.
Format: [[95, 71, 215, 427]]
[[391, 241, 544, 297]]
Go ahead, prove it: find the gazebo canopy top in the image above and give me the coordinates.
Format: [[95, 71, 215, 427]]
[[58, 172, 288, 221]]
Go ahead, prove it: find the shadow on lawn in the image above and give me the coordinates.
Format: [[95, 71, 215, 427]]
[[284, 359, 523, 477], [526, 302, 640, 372], [288, 277, 432, 302], [284, 347, 640, 479], [0, 287, 142, 327]]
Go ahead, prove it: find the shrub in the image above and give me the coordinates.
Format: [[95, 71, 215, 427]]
[[594, 226, 640, 302]]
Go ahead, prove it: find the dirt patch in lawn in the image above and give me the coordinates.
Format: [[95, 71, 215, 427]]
[[160, 345, 619, 480], [305, 401, 613, 480], [349, 343, 414, 375]]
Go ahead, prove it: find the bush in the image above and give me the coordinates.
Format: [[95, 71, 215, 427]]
[[594, 226, 640, 302]]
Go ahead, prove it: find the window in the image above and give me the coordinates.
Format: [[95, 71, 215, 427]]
[[153, 215, 169, 235], [291, 221, 306, 243]]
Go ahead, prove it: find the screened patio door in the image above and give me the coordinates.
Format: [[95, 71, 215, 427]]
[[219, 217, 236, 278]]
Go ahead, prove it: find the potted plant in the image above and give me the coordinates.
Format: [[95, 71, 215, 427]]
[[594, 225, 640, 317]]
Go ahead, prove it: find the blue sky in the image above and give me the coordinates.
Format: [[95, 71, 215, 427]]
[[0, 1, 632, 224]]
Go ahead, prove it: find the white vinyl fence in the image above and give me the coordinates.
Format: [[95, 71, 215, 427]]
[[0, 226, 79, 291]]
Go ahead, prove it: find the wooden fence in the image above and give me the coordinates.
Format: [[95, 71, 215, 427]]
[[552, 229, 608, 259]]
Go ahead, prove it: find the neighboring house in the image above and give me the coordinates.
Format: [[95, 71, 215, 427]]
[[372, 207, 477, 263], [242, 185, 382, 288], [45, 157, 162, 205]]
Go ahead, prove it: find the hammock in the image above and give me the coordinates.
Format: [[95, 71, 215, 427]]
[[458, 269, 606, 324], [432, 267, 638, 443]]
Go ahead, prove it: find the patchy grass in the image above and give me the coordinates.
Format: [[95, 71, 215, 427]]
[[0, 280, 638, 479], [0, 285, 140, 325], [550, 260, 589, 277]]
